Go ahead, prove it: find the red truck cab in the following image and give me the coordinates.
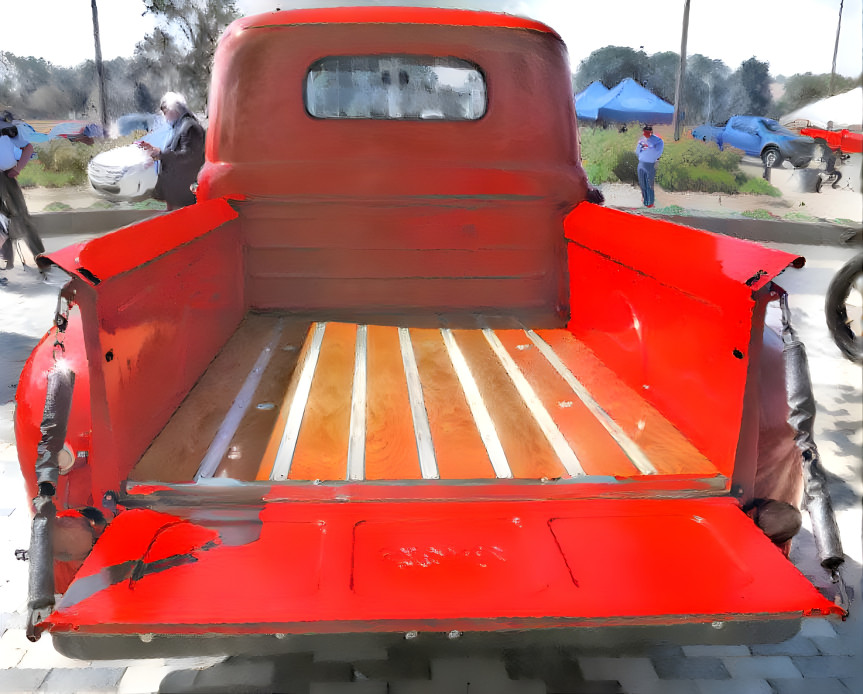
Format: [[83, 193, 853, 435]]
[[15, 7, 843, 659]]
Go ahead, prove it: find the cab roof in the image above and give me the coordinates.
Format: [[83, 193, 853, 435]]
[[232, 5, 559, 39]]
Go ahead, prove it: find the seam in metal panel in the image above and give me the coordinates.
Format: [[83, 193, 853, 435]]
[[482, 328, 584, 477], [440, 328, 512, 479], [525, 330, 657, 475], [399, 327, 439, 479], [347, 324, 368, 481], [271, 322, 327, 480], [195, 319, 286, 481]]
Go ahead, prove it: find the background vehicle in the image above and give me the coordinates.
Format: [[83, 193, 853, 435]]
[[87, 123, 172, 201], [47, 121, 104, 145], [692, 115, 815, 168], [15, 7, 844, 660]]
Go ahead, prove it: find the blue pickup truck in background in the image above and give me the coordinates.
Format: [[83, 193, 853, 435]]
[[691, 115, 815, 168]]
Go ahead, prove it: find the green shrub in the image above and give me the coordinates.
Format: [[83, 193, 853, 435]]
[[740, 177, 781, 197], [580, 126, 639, 184], [613, 151, 639, 184], [742, 209, 778, 220], [35, 139, 92, 178]]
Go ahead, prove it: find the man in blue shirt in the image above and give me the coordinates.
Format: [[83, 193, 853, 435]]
[[0, 110, 46, 274], [635, 124, 664, 208]]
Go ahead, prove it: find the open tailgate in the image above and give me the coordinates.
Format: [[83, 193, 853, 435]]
[[46, 496, 841, 645]]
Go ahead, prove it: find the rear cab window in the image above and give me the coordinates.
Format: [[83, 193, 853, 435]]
[[305, 55, 487, 120]]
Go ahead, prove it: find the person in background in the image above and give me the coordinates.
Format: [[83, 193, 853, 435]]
[[635, 124, 664, 208], [819, 140, 843, 189], [0, 110, 47, 277], [139, 92, 205, 211]]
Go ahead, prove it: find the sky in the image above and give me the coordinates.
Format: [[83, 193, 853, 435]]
[[1, 0, 860, 79]]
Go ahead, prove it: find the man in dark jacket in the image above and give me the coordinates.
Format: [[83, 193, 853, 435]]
[[139, 92, 205, 210]]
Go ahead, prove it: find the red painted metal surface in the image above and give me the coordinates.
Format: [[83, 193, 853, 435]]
[[199, 13, 586, 204], [47, 497, 841, 637], [800, 127, 863, 154], [564, 204, 801, 479]]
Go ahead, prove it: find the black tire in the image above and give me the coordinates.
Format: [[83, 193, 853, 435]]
[[793, 158, 811, 169], [825, 252, 863, 363], [814, 176, 822, 193], [761, 147, 782, 168]]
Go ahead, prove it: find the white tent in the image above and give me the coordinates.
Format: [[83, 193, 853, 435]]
[[781, 87, 863, 130]]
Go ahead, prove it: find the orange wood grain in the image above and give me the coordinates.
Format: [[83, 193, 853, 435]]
[[536, 329, 717, 476], [288, 322, 357, 480], [256, 322, 320, 481], [451, 330, 567, 479], [409, 328, 496, 479], [364, 326, 422, 480], [494, 329, 638, 477]]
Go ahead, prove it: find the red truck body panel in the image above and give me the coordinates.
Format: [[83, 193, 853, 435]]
[[14, 7, 840, 654]]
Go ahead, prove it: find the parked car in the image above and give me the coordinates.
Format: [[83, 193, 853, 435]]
[[87, 124, 172, 201], [692, 116, 815, 168], [48, 121, 104, 145]]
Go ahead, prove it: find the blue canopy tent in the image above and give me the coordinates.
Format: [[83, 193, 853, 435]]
[[594, 78, 674, 125], [574, 81, 611, 121]]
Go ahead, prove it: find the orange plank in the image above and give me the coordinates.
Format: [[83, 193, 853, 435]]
[[452, 330, 567, 479], [288, 322, 357, 480], [410, 329, 495, 479], [256, 322, 319, 481], [364, 326, 422, 480], [494, 329, 639, 477], [536, 330, 717, 476]]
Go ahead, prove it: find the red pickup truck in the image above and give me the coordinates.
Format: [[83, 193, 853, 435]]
[[15, 7, 844, 659]]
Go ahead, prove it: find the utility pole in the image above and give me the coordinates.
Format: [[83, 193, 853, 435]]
[[91, 0, 108, 133], [671, 0, 691, 141], [829, 0, 844, 96]]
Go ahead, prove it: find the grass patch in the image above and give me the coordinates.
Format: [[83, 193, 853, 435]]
[[42, 201, 72, 212], [16, 160, 84, 188], [783, 211, 818, 222], [740, 177, 782, 197], [132, 199, 167, 210], [653, 204, 685, 215], [742, 209, 779, 220]]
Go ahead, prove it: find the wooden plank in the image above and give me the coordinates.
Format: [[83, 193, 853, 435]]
[[536, 329, 717, 476], [494, 329, 638, 477], [131, 314, 288, 482], [212, 320, 310, 480], [364, 325, 423, 480], [256, 322, 322, 480], [410, 328, 496, 479], [451, 330, 567, 479], [287, 322, 357, 480]]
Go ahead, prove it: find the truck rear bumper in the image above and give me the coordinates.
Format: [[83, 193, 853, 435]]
[[44, 496, 842, 657]]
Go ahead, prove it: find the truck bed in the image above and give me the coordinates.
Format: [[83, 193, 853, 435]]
[[131, 312, 720, 490]]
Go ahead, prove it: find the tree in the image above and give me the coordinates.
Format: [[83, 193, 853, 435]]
[[645, 52, 679, 103], [732, 57, 772, 115], [574, 46, 648, 92], [775, 72, 862, 115], [141, 0, 240, 110]]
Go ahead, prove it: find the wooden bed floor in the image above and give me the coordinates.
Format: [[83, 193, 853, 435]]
[[131, 312, 720, 484]]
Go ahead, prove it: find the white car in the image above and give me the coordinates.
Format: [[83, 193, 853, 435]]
[[87, 124, 171, 202]]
